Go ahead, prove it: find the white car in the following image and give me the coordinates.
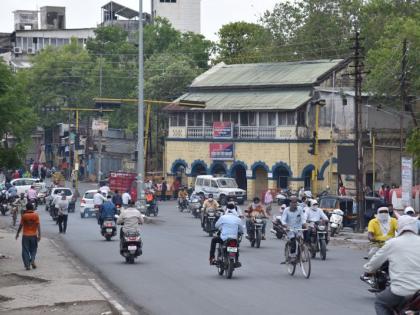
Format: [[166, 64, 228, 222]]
[[80, 190, 98, 218], [194, 175, 246, 205], [10, 178, 45, 195]]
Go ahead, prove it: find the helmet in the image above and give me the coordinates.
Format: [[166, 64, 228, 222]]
[[208, 193, 213, 198], [226, 203, 235, 210], [253, 197, 260, 203]]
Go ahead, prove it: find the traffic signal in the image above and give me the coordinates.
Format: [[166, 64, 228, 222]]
[[308, 131, 316, 155]]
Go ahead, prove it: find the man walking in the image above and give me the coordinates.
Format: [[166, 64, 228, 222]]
[[57, 192, 69, 233], [15, 203, 41, 270]]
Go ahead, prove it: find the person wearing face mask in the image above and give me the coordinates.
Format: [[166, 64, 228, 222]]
[[245, 197, 269, 240], [305, 199, 329, 243], [367, 207, 398, 244], [201, 194, 220, 228]]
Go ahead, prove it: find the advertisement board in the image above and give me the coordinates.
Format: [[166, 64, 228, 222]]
[[401, 157, 413, 207], [213, 122, 233, 139], [92, 119, 109, 131], [210, 143, 234, 160]]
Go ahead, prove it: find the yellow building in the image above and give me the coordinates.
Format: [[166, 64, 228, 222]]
[[164, 59, 353, 199]]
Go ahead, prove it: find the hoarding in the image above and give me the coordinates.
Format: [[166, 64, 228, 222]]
[[213, 122, 233, 139], [210, 143, 234, 160], [92, 119, 109, 131], [401, 157, 413, 207]]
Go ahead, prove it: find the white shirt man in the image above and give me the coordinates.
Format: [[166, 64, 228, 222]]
[[93, 191, 106, 206], [364, 216, 420, 315], [305, 200, 328, 223], [99, 185, 110, 196], [117, 206, 144, 235], [122, 191, 132, 206]]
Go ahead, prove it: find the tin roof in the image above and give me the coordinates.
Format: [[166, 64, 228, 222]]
[[170, 89, 312, 111], [191, 59, 346, 89]]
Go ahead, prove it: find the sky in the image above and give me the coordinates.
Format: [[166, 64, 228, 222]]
[[0, 0, 281, 41]]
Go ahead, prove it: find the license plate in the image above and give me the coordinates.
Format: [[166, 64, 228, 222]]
[[227, 247, 238, 253], [128, 246, 137, 251], [106, 228, 113, 233]]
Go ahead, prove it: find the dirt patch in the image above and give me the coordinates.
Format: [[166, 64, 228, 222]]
[[0, 295, 13, 303], [0, 300, 114, 315], [0, 273, 48, 288]]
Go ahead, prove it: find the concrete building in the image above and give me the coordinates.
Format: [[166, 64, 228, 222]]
[[13, 10, 39, 30], [152, 0, 201, 33], [164, 60, 414, 199], [40, 6, 66, 30]]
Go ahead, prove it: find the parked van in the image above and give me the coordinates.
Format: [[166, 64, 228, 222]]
[[194, 175, 246, 205]]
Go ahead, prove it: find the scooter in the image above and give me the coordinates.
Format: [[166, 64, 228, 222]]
[[329, 209, 344, 237], [101, 218, 117, 241]]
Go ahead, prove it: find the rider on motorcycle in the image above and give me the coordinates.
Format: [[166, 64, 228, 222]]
[[117, 200, 144, 240], [201, 194, 220, 228], [27, 186, 38, 207], [281, 196, 306, 260], [305, 199, 329, 242], [209, 203, 243, 265], [178, 187, 188, 208], [368, 206, 398, 244], [364, 216, 420, 315], [98, 195, 117, 226], [245, 197, 269, 240], [112, 190, 123, 207], [226, 197, 243, 218], [7, 185, 17, 199]]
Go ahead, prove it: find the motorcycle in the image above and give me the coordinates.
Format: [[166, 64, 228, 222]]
[[393, 290, 420, 314], [47, 201, 59, 221], [215, 238, 241, 279], [188, 195, 202, 218], [37, 188, 48, 205], [145, 201, 158, 217], [247, 215, 267, 248], [120, 231, 142, 264], [101, 218, 117, 241], [68, 196, 76, 213], [329, 209, 344, 237], [0, 190, 10, 216], [271, 216, 286, 239], [308, 221, 328, 260], [178, 198, 188, 212], [203, 208, 222, 237]]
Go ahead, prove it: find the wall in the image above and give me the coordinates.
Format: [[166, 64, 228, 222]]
[[153, 0, 201, 33]]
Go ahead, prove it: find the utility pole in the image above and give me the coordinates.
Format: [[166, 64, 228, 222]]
[[353, 31, 365, 232], [400, 39, 408, 171], [137, 0, 145, 203], [98, 57, 103, 184]]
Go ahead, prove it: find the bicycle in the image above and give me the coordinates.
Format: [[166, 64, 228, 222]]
[[284, 228, 311, 279]]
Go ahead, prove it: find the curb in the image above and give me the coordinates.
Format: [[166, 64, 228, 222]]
[[49, 239, 131, 315]]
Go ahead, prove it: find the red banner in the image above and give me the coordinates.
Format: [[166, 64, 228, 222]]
[[212, 122, 233, 139], [210, 143, 234, 160]]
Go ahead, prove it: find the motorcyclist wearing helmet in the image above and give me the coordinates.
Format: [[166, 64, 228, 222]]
[[245, 197, 269, 240], [201, 194, 220, 228], [209, 203, 243, 265], [226, 196, 243, 218]]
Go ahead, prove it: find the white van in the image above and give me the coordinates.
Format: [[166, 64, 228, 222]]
[[194, 175, 246, 204]]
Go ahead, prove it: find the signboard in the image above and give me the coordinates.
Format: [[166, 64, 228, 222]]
[[213, 122, 233, 139], [337, 145, 357, 175], [210, 143, 234, 160], [92, 119, 109, 131], [401, 157, 413, 207]]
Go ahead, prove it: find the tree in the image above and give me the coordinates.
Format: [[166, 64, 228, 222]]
[[216, 21, 274, 64], [406, 128, 420, 168], [0, 62, 34, 168]]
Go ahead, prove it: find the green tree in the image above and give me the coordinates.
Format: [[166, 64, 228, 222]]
[[0, 62, 34, 168], [216, 21, 274, 64], [406, 128, 420, 168]]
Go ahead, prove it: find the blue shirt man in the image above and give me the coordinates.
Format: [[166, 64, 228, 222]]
[[99, 197, 117, 224]]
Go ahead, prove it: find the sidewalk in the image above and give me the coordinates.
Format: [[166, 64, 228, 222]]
[[0, 223, 117, 315]]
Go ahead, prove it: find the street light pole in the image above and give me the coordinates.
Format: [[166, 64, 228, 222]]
[[137, 0, 145, 202]]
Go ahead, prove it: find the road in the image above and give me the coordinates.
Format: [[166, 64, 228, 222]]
[[2, 181, 376, 315]]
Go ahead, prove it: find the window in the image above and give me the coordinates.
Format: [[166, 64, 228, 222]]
[[204, 112, 220, 126], [240, 112, 256, 126], [188, 112, 203, 126], [222, 112, 238, 124], [169, 113, 186, 126], [297, 110, 306, 126], [203, 179, 210, 187], [259, 112, 276, 126], [50, 38, 57, 46], [196, 178, 203, 186], [211, 180, 218, 188], [279, 112, 295, 125], [287, 112, 295, 125]]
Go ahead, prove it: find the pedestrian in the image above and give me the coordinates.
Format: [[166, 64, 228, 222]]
[[122, 190, 131, 208], [57, 192, 69, 234], [264, 188, 274, 216], [338, 183, 346, 196], [385, 185, 391, 204], [15, 203, 41, 270], [161, 180, 167, 201]]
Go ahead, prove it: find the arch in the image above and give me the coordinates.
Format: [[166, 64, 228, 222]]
[[229, 160, 247, 191], [190, 160, 208, 176], [250, 161, 270, 179], [301, 164, 315, 190], [272, 162, 292, 190], [318, 158, 337, 180], [170, 159, 188, 175], [209, 161, 228, 176]]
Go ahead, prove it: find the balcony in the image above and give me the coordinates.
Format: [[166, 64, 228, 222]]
[[168, 126, 309, 140]]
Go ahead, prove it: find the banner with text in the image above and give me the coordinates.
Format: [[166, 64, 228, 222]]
[[401, 156, 413, 207], [210, 143, 234, 160], [213, 121, 233, 139]]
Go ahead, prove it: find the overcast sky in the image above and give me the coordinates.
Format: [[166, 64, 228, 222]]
[[0, 0, 281, 41]]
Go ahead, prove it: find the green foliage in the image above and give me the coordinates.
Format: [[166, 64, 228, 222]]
[[0, 61, 34, 167], [406, 128, 420, 168]]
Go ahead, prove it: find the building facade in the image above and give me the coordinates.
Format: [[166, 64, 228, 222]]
[[152, 0, 201, 33]]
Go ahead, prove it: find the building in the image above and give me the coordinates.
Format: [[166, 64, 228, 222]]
[[164, 60, 414, 199], [152, 0, 201, 33], [13, 10, 39, 30]]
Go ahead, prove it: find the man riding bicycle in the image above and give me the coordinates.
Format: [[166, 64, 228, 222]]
[[281, 196, 306, 261]]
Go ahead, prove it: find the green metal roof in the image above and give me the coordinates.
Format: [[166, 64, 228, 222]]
[[172, 89, 312, 111], [191, 59, 345, 88]]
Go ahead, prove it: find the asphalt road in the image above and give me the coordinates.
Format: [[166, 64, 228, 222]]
[[3, 181, 376, 315]]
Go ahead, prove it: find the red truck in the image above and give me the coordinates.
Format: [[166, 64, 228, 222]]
[[109, 172, 138, 201]]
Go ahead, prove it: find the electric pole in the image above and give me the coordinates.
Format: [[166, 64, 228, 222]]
[[137, 0, 145, 203], [400, 39, 408, 168], [353, 31, 365, 232]]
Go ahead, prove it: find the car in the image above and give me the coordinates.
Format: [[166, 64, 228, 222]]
[[79, 190, 98, 218], [193, 175, 246, 205], [10, 178, 45, 195], [46, 187, 74, 213]]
